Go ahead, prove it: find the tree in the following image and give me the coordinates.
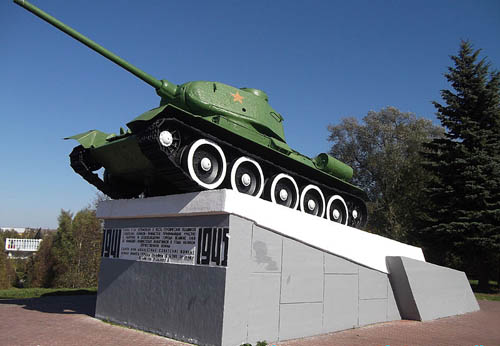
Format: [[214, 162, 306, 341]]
[[50, 208, 102, 288], [0, 229, 37, 288], [71, 208, 102, 287], [328, 107, 442, 242], [0, 249, 16, 289], [27, 233, 56, 288], [420, 41, 500, 291]]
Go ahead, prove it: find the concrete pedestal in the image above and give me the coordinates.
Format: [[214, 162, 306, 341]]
[[95, 189, 478, 346]]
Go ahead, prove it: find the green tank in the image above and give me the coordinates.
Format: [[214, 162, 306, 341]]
[[15, 0, 368, 229]]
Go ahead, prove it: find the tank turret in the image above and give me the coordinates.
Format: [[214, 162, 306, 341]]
[[15, 0, 368, 229]]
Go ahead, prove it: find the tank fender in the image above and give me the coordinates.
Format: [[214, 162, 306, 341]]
[[64, 130, 111, 149]]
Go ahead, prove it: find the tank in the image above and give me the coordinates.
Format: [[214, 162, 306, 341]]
[[15, 0, 368, 229]]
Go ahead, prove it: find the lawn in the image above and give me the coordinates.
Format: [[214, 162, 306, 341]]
[[0, 284, 498, 302], [469, 279, 500, 301], [474, 293, 500, 301], [0, 287, 97, 300]]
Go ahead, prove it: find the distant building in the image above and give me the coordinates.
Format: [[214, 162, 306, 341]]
[[1, 227, 56, 237], [4, 238, 42, 258], [0, 227, 27, 233]]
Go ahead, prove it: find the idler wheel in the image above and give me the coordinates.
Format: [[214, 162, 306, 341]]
[[326, 195, 349, 225], [157, 127, 181, 154], [270, 173, 299, 209], [230, 157, 264, 198], [348, 201, 368, 229], [300, 184, 326, 217], [186, 139, 227, 189]]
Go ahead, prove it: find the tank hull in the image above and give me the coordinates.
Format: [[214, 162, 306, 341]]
[[70, 104, 368, 229]]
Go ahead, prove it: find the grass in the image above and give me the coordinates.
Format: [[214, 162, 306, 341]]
[[474, 293, 500, 301], [469, 279, 500, 301], [469, 279, 498, 287], [0, 287, 97, 300]]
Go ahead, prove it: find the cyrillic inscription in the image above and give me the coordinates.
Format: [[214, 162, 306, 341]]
[[101, 227, 229, 267]]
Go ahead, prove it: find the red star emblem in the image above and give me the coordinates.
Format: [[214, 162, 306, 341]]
[[231, 91, 244, 104]]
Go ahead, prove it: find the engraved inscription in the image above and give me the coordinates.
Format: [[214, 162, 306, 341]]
[[101, 226, 229, 267]]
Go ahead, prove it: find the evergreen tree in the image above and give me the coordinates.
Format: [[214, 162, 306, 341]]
[[51, 210, 77, 287], [27, 233, 56, 288], [0, 249, 16, 289], [420, 41, 500, 291]]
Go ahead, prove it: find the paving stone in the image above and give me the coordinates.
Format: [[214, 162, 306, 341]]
[[0, 296, 498, 346]]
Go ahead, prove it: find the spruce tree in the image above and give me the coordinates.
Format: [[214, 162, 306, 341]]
[[420, 41, 500, 291]]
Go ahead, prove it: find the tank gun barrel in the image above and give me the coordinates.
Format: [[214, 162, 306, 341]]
[[13, 0, 177, 98]]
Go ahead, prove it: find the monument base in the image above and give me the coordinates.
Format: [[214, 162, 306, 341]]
[[95, 190, 479, 346]]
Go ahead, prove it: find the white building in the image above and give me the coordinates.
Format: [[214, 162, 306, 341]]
[[4, 238, 42, 258], [0, 227, 27, 233]]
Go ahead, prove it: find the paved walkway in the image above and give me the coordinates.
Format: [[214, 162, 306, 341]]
[[0, 296, 498, 346]]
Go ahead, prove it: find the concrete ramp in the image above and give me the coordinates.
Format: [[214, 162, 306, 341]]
[[386, 256, 480, 321]]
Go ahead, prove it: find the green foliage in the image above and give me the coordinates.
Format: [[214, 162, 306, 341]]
[[0, 230, 33, 288], [475, 293, 500, 301], [26, 233, 56, 288], [0, 202, 103, 290], [0, 250, 16, 289], [50, 209, 102, 288], [0, 287, 96, 300], [420, 41, 500, 291], [328, 107, 442, 242], [51, 210, 76, 287], [71, 208, 103, 287]]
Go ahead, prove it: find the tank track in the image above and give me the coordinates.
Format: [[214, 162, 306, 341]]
[[136, 117, 199, 194], [134, 108, 368, 229], [69, 145, 113, 197], [69, 146, 142, 200]]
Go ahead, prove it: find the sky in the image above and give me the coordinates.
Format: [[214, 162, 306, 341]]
[[1, 0, 499, 229]]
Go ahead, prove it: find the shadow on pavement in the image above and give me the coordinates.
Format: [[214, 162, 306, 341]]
[[0, 294, 96, 317]]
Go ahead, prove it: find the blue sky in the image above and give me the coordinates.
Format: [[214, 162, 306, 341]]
[[1, 0, 499, 228]]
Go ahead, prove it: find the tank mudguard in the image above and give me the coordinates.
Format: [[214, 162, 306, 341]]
[[65, 130, 111, 149]]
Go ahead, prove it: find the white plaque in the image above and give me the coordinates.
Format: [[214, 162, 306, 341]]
[[102, 226, 229, 267]]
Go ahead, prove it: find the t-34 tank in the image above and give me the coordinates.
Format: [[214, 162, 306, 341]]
[[15, 0, 368, 229]]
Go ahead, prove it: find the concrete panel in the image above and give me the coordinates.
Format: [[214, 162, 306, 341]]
[[324, 253, 359, 274], [323, 274, 359, 332], [95, 258, 225, 346], [281, 238, 324, 303], [97, 190, 227, 219], [247, 273, 281, 344], [359, 266, 388, 300], [279, 303, 323, 341], [221, 216, 253, 346], [386, 278, 402, 321], [387, 256, 480, 321], [358, 299, 387, 326], [251, 225, 282, 273]]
